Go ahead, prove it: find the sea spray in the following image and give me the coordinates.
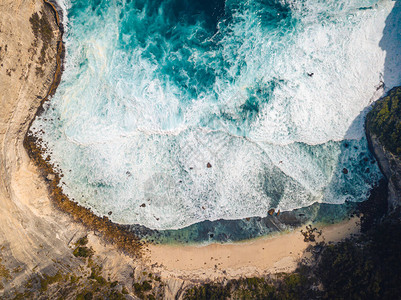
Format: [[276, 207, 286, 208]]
[[31, 0, 400, 230]]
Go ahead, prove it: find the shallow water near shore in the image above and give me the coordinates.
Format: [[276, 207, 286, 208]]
[[135, 201, 361, 244], [30, 0, 401, 241]]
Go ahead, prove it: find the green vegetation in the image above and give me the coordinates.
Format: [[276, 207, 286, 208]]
[[8, 263, 129, 299], [73, 236, 94, 258], [184, 273, 313, 300], [133, 280, 153, 299], [317, 219, 401, 299], [89, 265, 107, 285], [75, 287, 126, 300], [0, 258, 11, 290], [40, 271, 63, 292], [29, 12, 53, 50], [29, 11, 54, 76], [183, 215, 401, 300], [184, 283, 231, 300], [73, 246, 94, 258], [367, 87, 401, 156], [76, 236, 89, 246], [0, 259, 11, 280], [122, 286, 129, 294], [128, 270, 164, 299], [76, 291, 94, 300]]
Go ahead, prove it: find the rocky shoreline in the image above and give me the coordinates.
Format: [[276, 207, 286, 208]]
[[365, 88, 401, 215], [1, 0, 399, 298], [366, 133, 401, 210], [24, 0, 144, 259]]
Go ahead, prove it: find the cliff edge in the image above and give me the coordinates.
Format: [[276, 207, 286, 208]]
[[366, 87, 401, 214]]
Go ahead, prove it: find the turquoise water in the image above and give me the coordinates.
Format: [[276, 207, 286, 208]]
[[31, 0, 400, 235]]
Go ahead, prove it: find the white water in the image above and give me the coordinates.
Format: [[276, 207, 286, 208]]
[[31, 0, 400, 230]]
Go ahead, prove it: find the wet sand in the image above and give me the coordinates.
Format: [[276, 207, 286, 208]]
[[146, 217, 360, 281]]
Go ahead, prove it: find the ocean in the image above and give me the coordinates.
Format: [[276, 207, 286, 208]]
[[31, 0, 400, 240]]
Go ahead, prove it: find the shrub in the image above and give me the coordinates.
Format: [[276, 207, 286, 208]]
[[367, 87, 401, 156], [73, 246, 94, 258]]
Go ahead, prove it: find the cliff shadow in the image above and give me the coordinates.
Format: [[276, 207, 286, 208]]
[[311, 1, 401, 231], [379, 0, 401, 91]]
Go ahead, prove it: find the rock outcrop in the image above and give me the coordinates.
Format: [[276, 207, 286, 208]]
[[366, 87, 401, 214]]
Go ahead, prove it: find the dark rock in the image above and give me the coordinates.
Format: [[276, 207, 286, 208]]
[[140, 203, 146, 208], [313, 245, 323, 254], [207, 162, 212, 168], [342, 168, 348, 174]]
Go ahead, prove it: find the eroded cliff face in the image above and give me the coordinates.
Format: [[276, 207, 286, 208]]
[[366, 87, 401, 215], [367, 132, 401, 212], [0, 0, 76, 294]]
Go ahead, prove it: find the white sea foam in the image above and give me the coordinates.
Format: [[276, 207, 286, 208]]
[[31, 0, 400, 230]]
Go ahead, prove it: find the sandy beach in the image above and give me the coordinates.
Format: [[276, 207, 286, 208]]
[[0, 0, 364, 297], [146, 217, 360, 281]]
